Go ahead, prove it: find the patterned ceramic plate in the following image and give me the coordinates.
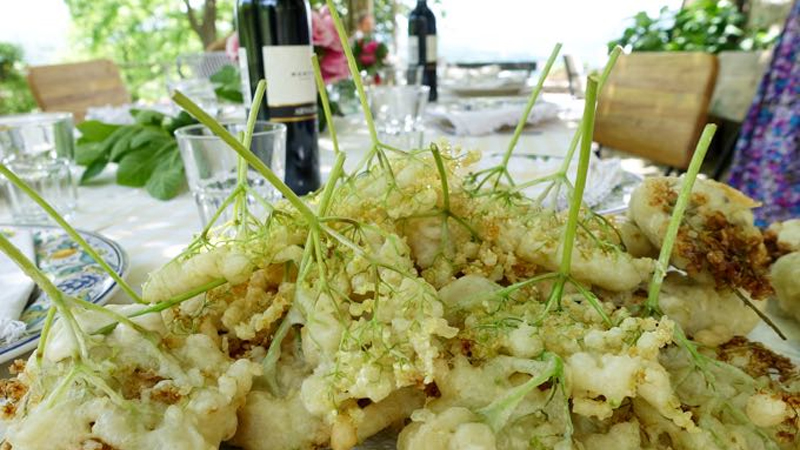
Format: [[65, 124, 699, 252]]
[[0, 224, 127, 364]]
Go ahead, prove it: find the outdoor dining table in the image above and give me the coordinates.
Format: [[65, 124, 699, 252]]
[[0, 93, 582, 309], [1, 91, 798, 381]]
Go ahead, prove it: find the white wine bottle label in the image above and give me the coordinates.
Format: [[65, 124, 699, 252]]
[[408, 37, 419, 65], [238, 47, 252, 105], [262, 45, 317, 122], [425, 35, 437, 63], [408, 35, 437, 65]]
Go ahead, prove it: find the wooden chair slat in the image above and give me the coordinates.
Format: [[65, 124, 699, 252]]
[[27, 59, 131, 122], [594, 52, 718, 169]]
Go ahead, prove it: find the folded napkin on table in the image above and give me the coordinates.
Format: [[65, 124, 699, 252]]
[[0, 229, 35, 344], [476, 153, 624, 209], [428, 101, 559, 136]]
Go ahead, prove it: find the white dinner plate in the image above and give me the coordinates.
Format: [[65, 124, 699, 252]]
[[0, 224, 127, 364]]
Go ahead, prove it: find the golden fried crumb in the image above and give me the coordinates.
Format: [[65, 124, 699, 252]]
[[717, 336, 797, 382], [150, 384, 182, 405], [774, 391, 800, 443], [81, 439, 119, 450], [120, 368, 163, 400], [677, 212, 772, 298], [763, 229, 794, 261], [650, 178, 678, 210], [8, 360, 25, 376], [0, 378, 28, 419]]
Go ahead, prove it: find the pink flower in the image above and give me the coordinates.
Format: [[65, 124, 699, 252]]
[[362, 40, 379, 54], [359, 52, 376, 66], [321, 49, 350, 83], [312, 7, 349, 84], [226, 33, 239, 62], [312, 7, 338, 49]]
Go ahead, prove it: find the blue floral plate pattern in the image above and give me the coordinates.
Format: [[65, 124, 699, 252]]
[[0, 224, 127, 364]]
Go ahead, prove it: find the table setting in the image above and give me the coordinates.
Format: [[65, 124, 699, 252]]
[[0, 0, 799, 449], [0, 71, 653, 382]]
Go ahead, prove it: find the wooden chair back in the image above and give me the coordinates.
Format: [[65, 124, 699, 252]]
[[27, 59, 131, 122], [594, 52, 718, 169]]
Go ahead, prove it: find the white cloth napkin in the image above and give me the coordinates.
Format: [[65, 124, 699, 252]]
[[0, 229, 35, 344], [428, 101, 559, 136], [476, 154, 624, 209]]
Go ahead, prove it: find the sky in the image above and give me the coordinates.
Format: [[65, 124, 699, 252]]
[[0, 0, 681, 68], [428, 0, 682, 68], [0, 0, 72, 64]]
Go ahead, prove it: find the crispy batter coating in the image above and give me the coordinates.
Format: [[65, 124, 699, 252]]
[[771, 252, 800, 322], [629, 177, 772, 298]]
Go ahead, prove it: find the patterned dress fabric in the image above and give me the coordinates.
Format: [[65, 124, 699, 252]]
[[728, 1, 800, 226]]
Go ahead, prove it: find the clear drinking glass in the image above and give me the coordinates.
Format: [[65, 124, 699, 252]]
[[0, 112, 77, 224], [377, 66, 424, 87], [368, 85, 430, 150], [175, 121, 286, 226], [168, 78, 220, 117]]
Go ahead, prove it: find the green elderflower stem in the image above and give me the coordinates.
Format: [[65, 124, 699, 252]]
[[76, 365, 128, 408], [672, 322, 715, 384], [558, 75, 598, 276], [502, 43, 563, 171], [319, 152, 346, 215], [324, 0, 379, 148], [494, 273, 559, 298], [261, 153, 346, 395], [478, 352, 562, 432], [0, 164, 142, 304], [92, 277, 227, 335], [539, 75, 598, 319], [568, 276, 612, 326], [172, 91, 319, 228], [35, 307, 57, 365], [194, 80, 268, 241], [645, 124, 716, 315], [236, 80, 268, 238], [261, 308, 295, 395], [0, 233, 88, 361], [430, 145, 481, 239], [312, 54, 341, 155], [312, 153, 346, 286], [201, 185, 246, 239], [470, 43, 562, 190], [145, 278, 227, 314], [558, 46, 622, 171], [243, 80, 266, 151], [72, 297, 158, 343], [431, 144, 451, 211], [44, 366, 79, 408], [732, 289, 786, 340], [506, 47, 621, 205]]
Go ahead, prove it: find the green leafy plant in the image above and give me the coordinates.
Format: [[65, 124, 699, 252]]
[[63, 0, 234, 101], [75, 109, 196, 200], [609, 0, 778, 54], [210, 65, 244, 104], [0, 42, 37, 115]]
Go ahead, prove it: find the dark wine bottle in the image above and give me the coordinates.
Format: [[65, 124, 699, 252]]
[[235, 0, 267, 119], [408, 0, 437, 101], [257, 0, 320, 195]]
